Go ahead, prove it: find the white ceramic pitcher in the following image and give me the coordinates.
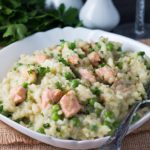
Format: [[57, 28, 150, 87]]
[[79, 0, 120, 31]]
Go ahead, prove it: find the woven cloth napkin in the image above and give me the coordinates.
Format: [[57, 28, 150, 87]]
[[0, 39, 150, 150]]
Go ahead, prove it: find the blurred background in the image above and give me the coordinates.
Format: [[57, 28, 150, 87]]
[[113, 0, 150, 24], [0, 0, 150, 46]]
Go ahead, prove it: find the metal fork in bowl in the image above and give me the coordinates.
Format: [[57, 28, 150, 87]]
[[99, 84, 150, 150]]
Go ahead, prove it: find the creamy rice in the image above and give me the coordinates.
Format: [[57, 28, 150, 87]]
[[0, 37, 150, 140]]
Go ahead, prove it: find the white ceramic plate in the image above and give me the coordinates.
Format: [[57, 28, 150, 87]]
[[0, 27, 150, 150]]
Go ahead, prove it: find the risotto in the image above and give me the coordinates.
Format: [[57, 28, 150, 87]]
[[0, 37, 150, 140]]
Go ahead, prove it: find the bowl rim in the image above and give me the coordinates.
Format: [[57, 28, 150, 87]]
[[0, 27, 150, 149]]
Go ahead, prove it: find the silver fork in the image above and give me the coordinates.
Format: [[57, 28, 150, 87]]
[[98, 84, 150, 150]]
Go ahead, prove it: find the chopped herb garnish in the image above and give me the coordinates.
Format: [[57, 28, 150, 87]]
[[55, 82, 64, 90], [58, 55, 70, 66], [117, 47, 122, 51], [90, 124, 98, 132], [99, 63, 106, 67], [28, 69, 35, 74], [60, 39, 65, 48], [13, 63, 23, 70], [117, 62, 123, 69], [37, 127, 45, 134], [60, 39, 65, 43], [95, 42, 101, 49], [43, 123, 50, 128], [137, 51, 145, 57], [70, 117, 81, 127], [78, 54, 85, 59], [1, 110, 12, 117], [37, 67, 50, 78], [95, 108, 102, 117], [91, 87, 101, 96], [88, 98, 97, 107], [106, 42, 113, 51], [0, 105, 3, 113], [89, 48, 95, 53], [103, 110, 115, 120], [64, 72, 75, 80], [68, 42, 76, 50]]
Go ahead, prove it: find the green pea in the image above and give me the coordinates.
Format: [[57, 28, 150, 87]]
[[52, 104, 60, 113], [137, 51, 145, 57], [22, 82, 28, 89], [106, 42, 113, 51], [88, 98, 97, 107], [64, 72, 74, 80], [51, 112, 60, 121], [91, 87, 101, 96], [55, 82, 64, 90], [37, 127, 45, 134], [90, 124, 98, 132], [70, 117, 81, 127], [43, 123, 50, 128], [68, 42, 76, 50], [71, 79, 79, 88]]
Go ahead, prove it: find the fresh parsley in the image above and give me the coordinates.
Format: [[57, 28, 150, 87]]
[[0, 1, 82, 46]]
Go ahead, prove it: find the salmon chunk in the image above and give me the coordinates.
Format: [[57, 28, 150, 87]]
[[42, 88, 63, 108], [10, 86, 27, 105], [35, 54, 49, 64], [68, 55, 80, 65], [88, 52, 101, 66], [60, 90, 81, 118], [79, 68, 96, 83], [96, 66, 116, 84]]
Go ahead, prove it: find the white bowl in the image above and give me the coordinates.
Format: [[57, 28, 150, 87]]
[[0, 27, 150, 150]]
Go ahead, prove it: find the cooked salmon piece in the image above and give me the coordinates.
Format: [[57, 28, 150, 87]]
[[10, 86, 27, 105], [88, 52, 101, 66], [68, 55, 80, 65], [79, 68, 96, 83], [42, 88, 63, 108], [59, 90, 81, 118], [96, 66, 116, 84], [35, 54, 49, 64]]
